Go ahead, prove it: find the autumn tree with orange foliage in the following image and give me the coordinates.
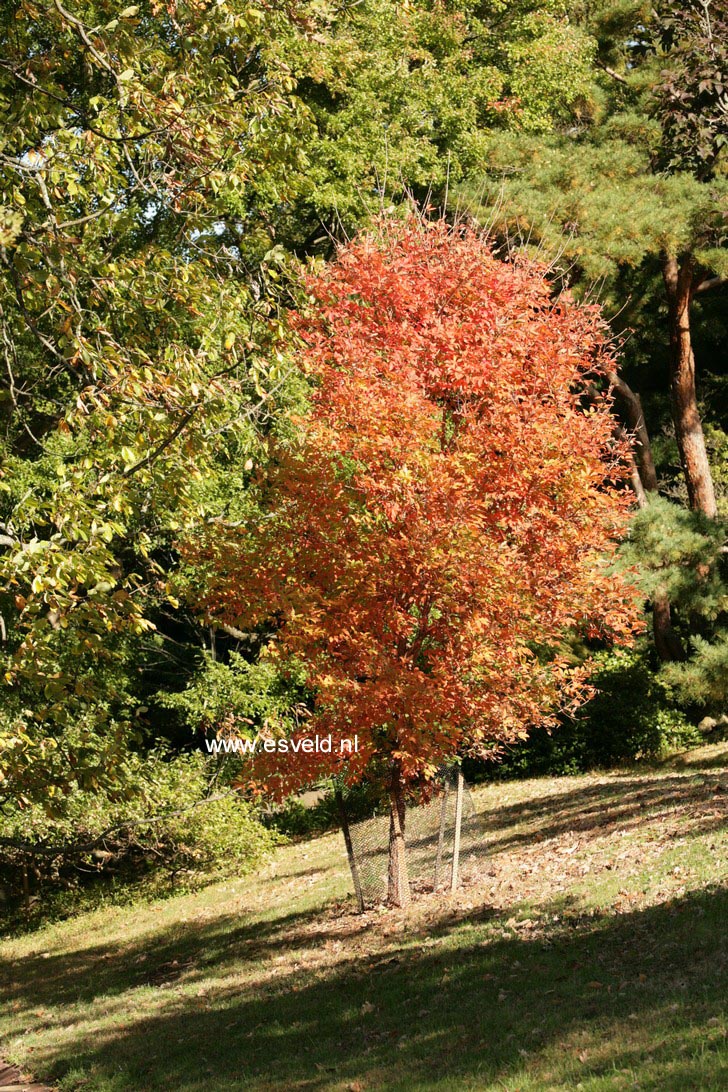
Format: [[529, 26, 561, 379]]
[[189, 219, 640, 906]]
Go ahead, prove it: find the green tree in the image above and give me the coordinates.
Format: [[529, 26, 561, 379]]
[[1, 0, 648, 809], [271, 0, 602, 252], [620, 496, 728, 710], [462, 0, 727, 517], [0, 0, 307, 806], [462, 1, 727, 673]]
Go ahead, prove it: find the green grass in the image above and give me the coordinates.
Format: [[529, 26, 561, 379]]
[[1, 744, 727, 1091]]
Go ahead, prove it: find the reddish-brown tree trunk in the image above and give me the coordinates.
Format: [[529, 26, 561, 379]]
[[387, 775, 410, 907], [663, 256, 717, 518], [652, 592, 687, 662]]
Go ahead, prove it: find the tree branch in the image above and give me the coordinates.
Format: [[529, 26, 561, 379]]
[[596, 60, 628, 85], [695, 275, 727, 294], [606, 370, 658, 492], [122, 406, 199, 476], [212, 621, 253, 641]]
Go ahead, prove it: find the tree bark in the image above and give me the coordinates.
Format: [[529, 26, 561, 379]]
[[608, 372, 658, 492], [387, 775, 410, 908], [652, 592, 687, 662], [662, 255, 717, 518]]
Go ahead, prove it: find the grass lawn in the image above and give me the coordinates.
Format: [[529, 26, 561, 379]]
[[1, 744, 727, 1091]]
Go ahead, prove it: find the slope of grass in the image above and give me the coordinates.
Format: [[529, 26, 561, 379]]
[[1, 744, 727, 1091]]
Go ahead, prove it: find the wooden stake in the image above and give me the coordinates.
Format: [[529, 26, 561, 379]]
[[433, 777, 450, 891], [22, 863, 30, 913], [336, 788, 365, 913], [450, 770, 464, 894], [387, 783, 411, 908]]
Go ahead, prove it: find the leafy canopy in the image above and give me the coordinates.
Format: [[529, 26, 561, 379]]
[[272, 0, 602, 249], [187, 218, 641, 796], [0, 0, 306, 806]]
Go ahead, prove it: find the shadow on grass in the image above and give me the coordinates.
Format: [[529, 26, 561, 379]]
[[3, 763, 723, 941], [6, 886, 727, 1091], [667, 749, 728, 771], [0, 901, 355, 1011], [348, 772, 726, 882], [475, 772, 726, 850]]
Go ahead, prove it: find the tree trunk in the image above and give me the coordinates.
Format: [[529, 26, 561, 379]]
[[652, 591, 687, 662], [387, 776, 410, 908], [608, 372, 658, 492], [663, 255, 717, 518]]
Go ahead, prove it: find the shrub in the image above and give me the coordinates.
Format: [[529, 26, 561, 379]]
[[0, 751, 279, 927], [471, 646, 702, 779], [264, 778, 387, 838]]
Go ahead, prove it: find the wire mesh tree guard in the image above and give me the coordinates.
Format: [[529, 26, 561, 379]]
[[339, 770, 482, 910]]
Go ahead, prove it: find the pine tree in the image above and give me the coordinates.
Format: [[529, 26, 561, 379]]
[[461, 1, 728, 670], [462, 0, 728, 517]]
